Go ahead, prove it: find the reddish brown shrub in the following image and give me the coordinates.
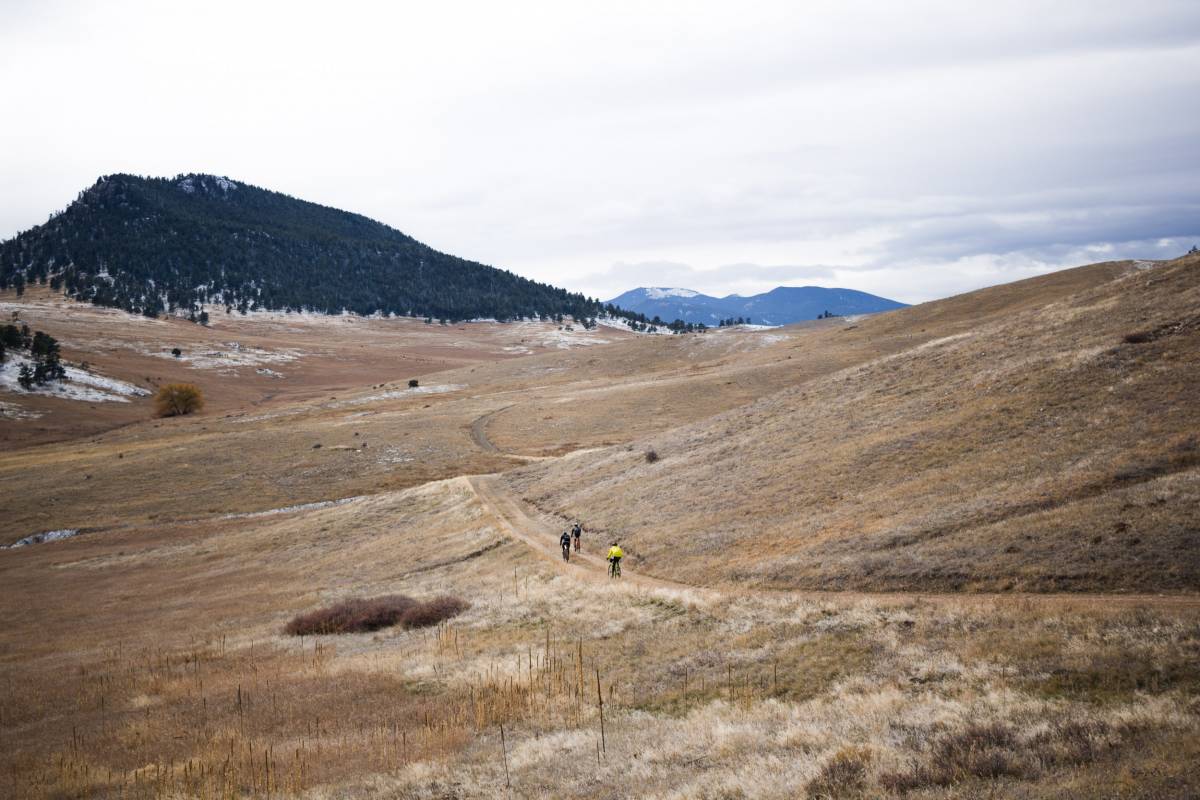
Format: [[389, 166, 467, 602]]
[[400, 595, 471, 628], [285, 594, 468, 636]]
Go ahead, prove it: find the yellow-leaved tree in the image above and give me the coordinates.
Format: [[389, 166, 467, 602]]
[[154, 383, 204, 417]]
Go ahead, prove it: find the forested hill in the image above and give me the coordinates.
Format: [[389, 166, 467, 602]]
[[0, 174, 608, 322]]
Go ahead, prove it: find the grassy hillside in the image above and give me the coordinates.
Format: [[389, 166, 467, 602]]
[[507, 255, 1200, 592], [2, 255, 1198, 799]]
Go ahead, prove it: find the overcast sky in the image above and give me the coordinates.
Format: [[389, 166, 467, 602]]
[[2, 1, 1197, 303]]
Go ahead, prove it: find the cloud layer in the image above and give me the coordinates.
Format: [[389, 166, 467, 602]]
[[2, 1, 1197, 304]]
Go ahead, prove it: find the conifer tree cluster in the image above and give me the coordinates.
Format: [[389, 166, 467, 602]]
[[0, 174, 655, 326], [1, 323, 66, 388]]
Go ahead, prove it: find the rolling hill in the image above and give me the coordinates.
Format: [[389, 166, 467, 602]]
[[2, 254, 1199, 799], [607, 284, 908, 325], [0, 173, 615, 323], [516, 254, 1200, 592]]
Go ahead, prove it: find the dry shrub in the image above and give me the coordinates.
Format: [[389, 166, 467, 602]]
[[399, 595, 470, 628], [285, 594, 468, 636], [645, 449, 659, 463], [880, 722, 1026, 793], [807, 747, 870, 798], [1031, 720, 1110, 767], [154, 382, 204, 417]]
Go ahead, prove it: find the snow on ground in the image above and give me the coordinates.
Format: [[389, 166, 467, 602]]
[[0, 356, 150, 403], [510, 322, 612, 348], [594, 317, 673, 335], [146, 341, 304, 370], [220, 496, 366, 520], [0, 399, 43, 419], [5, 529, 81, 548], [335, 384, 465, 407], [0, 298, 163, 324]]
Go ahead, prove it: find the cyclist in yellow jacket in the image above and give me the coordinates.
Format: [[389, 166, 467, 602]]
[[606, 542, 623, 578]]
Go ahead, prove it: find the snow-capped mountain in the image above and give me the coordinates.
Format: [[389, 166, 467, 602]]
[[642, 287, 700, 299], [606, 285, 908, 326]]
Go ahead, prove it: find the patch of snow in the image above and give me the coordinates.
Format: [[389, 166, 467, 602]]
[[336, 384, 465, 407], [0, 356, 150, 403], [220, 496, 366, 520], [0, 299, 162, 325], [644, 287, 700, 299], [256, 368, 285, 378], [147, 342, 303, 370], [0, 399, 42, 419], [5, 529, 80, 549], [1133, 260, 1161, 270], [378, 446, 415, 465], [595, 316, 671, 335], [511, 322, 612, 348]]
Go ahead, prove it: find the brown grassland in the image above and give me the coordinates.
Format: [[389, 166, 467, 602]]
[[1, 254, 1198, 798]]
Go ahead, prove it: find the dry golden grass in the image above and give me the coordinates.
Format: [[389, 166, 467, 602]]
[[511, 255, 1200, 592], [1, 256, 1198, 798]]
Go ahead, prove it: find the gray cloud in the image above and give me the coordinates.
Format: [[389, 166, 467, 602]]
[[2, 1, 1198, 305]]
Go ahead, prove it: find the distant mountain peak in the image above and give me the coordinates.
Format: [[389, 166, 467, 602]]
[[607, 284, 908, 325], [643, 287, 700, 299]]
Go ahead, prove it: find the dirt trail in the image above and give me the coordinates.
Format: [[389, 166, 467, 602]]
[[464, 474, 1200, 611], [469, 406, 601, 463], [465, 474, 693, 593], [468, 406, 510, 453]]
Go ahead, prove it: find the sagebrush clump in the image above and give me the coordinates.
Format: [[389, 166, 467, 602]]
[[154, 382, 204, 417]]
